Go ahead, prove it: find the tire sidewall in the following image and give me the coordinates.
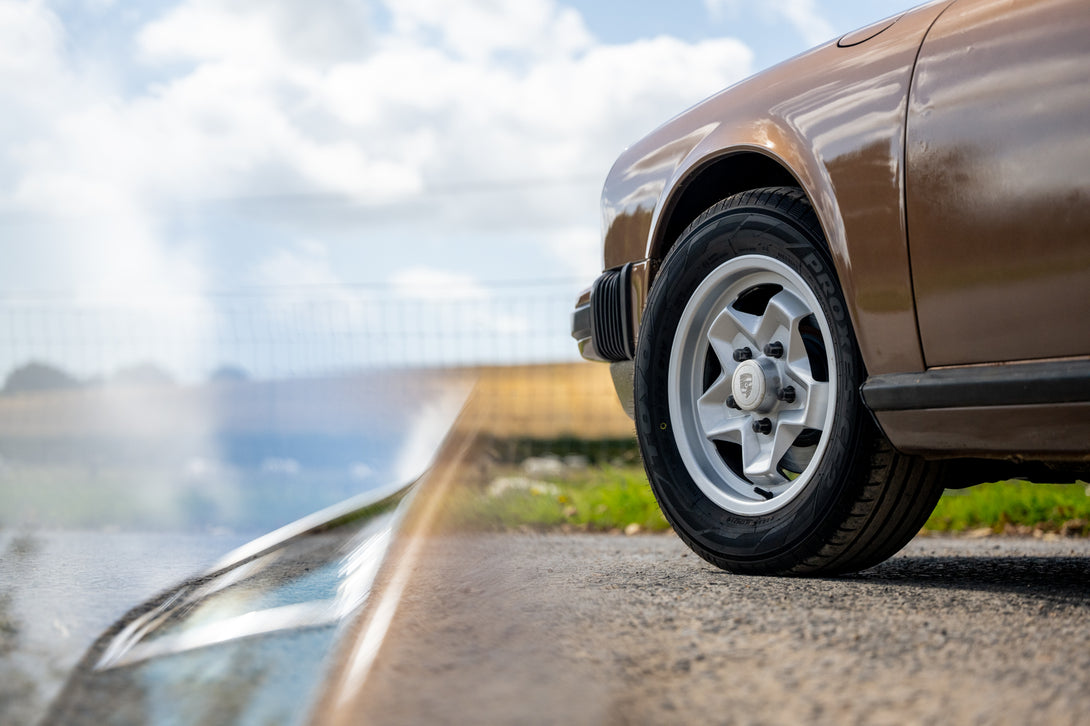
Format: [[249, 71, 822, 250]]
[[635, 199, 868, 568]]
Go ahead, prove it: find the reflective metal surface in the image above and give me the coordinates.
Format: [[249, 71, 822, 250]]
[[1, 370, 471, 725], [310, 427, 478, 726], [44, 485, 416, 726], [598, 0, 955, 376], [588, 0, 1090, 462], [906, 0, 1090, 366], [875, 402, 1090, 460], [838, 13, 903, 47]]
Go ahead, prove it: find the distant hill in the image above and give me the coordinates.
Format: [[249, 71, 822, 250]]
[[2, 361, 80, 395]]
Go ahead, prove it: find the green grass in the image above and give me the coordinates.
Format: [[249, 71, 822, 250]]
[[923, 480, 1090, 535], [442, 465, 670, 533], [446, 456, 1090, 537]]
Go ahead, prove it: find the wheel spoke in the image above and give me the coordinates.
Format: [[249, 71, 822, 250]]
[[801, 381, 830, 429], [707, 305, 760, 362], [775, 380, 830, 434], [702, 411, 748, 442], [697, 375, 746, 441], [784, 352, 816, 386], [755, 290, 810, 350], [696, 371, 731, 410], [741, 423, 790, 487]]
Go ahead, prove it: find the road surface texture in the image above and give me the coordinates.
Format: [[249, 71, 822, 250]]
[[345, 533, 1090, 726]]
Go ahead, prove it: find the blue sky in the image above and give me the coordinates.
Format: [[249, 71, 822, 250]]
[[0, 0, 917, 376]]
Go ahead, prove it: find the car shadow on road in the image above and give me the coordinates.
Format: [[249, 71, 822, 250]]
[[846, 553, 1090, 601]]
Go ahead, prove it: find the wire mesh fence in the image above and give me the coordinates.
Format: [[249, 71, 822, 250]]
[[0, 280, 592, 378]]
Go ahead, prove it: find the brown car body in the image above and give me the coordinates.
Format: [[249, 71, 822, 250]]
[[574, 0, 1090, 467]]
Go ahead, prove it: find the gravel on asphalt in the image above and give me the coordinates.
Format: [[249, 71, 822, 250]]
[[346, 533, 1090, 726]]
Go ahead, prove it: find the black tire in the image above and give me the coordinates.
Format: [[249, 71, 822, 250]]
[[634, 187, 944, 575]]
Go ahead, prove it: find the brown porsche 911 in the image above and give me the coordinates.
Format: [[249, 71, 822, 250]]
[[572, 0, 1090, 575]]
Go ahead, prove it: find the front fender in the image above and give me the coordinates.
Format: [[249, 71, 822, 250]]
[[602, 0, 956, 376]]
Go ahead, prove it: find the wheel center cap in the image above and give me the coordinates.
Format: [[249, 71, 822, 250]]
[[732, 359, 766, 411]]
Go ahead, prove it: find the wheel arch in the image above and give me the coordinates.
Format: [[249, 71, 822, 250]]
[[649, 150, 830, 263], [635, 123, 920, 375]]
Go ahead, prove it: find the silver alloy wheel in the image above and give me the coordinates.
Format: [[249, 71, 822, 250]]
[[667, 254, 837, 515]]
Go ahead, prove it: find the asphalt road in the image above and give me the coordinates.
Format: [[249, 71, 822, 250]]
[[349, 533, 1090, 726]]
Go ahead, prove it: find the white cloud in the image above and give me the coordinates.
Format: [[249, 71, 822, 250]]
[[4, 0, 755, 229], [391, 268, 488, 300], [543, 226, 601, 280], [780, 0, 837, 46], [138, 0, 372, 65], [383, 0, 594, 62], [252, 239, 376, 321], [705, 0, 835, 47], [0, 0, 757, 373], [254, 239, 341, 289], [0, 0, 213, 373], [389, 266, 533, 349], [0, 1, 65, 82]]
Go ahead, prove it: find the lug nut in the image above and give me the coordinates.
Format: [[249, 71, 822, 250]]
[[763, 341, 784, 358], [751, 417, 773, 435], [727, 395, 739, 410], [732, 347, 753, 362], [778, 386, 796, 403]]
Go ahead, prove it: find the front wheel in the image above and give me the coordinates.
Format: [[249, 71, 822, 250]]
[[635, 187, 943, 575]]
